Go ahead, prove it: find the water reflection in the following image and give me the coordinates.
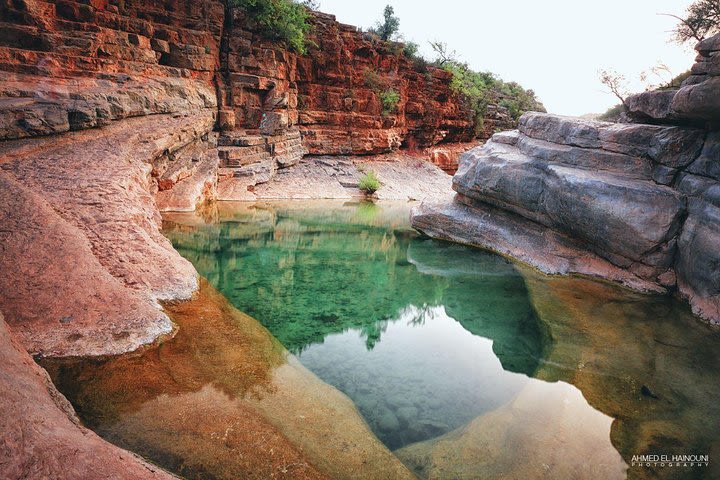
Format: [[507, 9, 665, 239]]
[[163, 201, 557, 449], [164, 200, 720, 479], [42, 200, 720, 480], [42, 280, 415, 480]]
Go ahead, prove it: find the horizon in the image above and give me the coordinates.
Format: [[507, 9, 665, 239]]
[[314, 0, 698, 116]]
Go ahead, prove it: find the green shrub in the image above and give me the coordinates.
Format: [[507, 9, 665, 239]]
[[358, 171, 381, 194], [379, 89, 400, 116], [442, 60, 545, 131], [403, 41, 420, 59], [231, 0, 312, 54], [363, 69, 400, 117]]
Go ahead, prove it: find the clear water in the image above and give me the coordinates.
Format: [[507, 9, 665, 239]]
[[164, 201, 551, 450], [43, 200, 720, 480]]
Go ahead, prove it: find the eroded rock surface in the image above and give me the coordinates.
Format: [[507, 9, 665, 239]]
[[0, 312, 177, 479], [626, 33, 720, 124], [0, 113, 214, 356], [412, 107, 720, 323], [245, 153, 454, 201]]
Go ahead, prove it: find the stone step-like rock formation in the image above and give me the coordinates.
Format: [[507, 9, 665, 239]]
[[412, 34, 720, 325]]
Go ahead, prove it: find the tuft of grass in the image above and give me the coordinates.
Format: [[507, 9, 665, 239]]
[[358, 171, 381, 194]]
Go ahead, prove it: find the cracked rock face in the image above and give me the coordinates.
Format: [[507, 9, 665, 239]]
[[412, 109, 720, 324]]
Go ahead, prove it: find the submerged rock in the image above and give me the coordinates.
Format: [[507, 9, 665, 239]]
[[396, 381, 627, 480], [41, 279, 416, 480], [0, 313, 176, 480], [396, 271, 720, 479]]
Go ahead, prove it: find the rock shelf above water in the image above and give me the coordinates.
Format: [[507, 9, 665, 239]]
[[412, 107, 720, 323]]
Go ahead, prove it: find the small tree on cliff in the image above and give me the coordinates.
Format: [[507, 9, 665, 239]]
[[598, 69, 630, 107], [369, 5, 400, 41], [662, 0, 720, 44], [429, 41, 457, 67]]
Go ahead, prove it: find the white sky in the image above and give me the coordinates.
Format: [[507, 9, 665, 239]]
[[314, 0, 698, 116]]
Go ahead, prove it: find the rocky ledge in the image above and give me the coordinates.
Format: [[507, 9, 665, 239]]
[[413, 35, 720, 324], [413, 97, 720, 324], [413, 110, 719, 323]]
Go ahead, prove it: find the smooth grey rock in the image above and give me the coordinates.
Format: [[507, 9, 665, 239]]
[[416, 110, 719, 325], [453, 143, 547, 223], [690, 51, 720, 76], [410, 198, 664, 293], [518, 112, 704, 168], [453, 139, 685, 265], [516, 135, 652, 177], [676, 173, 720, 208], [696, 33, 720, 54], [671, 76, 720, 121], [651, 164, 678, 185], [625, 90, 677, 122], [676, 199, 720, 324], [539, 165, 684, 262], [491, 130, 519, 145]]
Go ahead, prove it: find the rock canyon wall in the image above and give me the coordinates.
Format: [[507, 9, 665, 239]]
[[0, 0, 476, 351], [412, 34, 720, 325], [0, 0, 476, 206], [0, 1, 473, 477]]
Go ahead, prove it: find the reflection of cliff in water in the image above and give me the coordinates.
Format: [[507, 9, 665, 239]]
[[163, 202, 447, 353], [42, 280, 414, 480], [164, 201, 720, 479], [407, 238, 552, 377], [398, 268, 720, 480], [522, 271, 720, 480]]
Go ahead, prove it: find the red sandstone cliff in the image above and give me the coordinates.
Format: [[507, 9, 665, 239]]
[[0, 1, 476, 189], [0, 2, 475, 476]]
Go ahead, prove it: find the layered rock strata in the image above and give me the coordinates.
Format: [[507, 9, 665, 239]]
[[413, 36, 720, 323], [413, 107, 719, 322], [0, 112, 214, 356], [0, 0, 222, 140], [295, 13, 474, 155], [0, 1, 477, 477], [0, 0, 479, 203], [211, 8, 475, 196]]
